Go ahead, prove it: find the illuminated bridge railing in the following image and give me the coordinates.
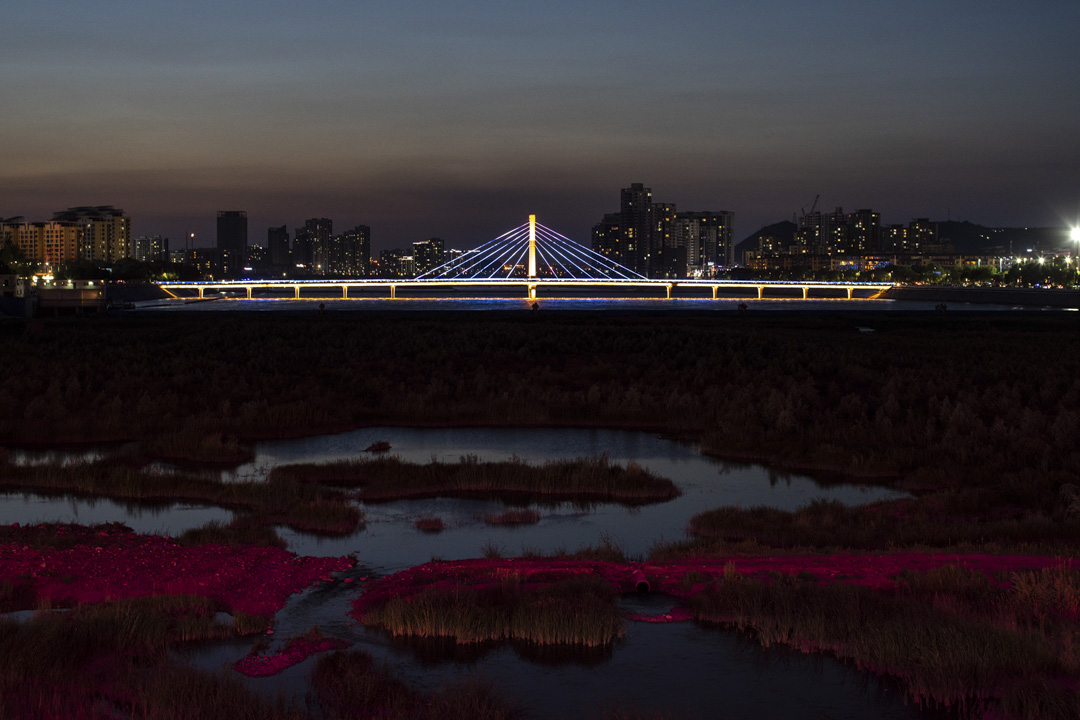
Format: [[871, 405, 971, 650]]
[[156, 278, 893, 301]]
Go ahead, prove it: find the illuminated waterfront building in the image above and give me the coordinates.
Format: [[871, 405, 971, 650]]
[[0, 220, 83, 265], [52, 206, 131, 263]]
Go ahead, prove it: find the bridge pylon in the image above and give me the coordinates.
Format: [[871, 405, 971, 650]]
[[528, 214, 537, 279]]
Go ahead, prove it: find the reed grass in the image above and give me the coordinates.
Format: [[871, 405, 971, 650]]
[[484, 509, 541, 526], [676, 498, 1080, 554], [308, 650, 523, 720], [362, 575, 624, 647], [0, 596, 301, 719], [414, 516, 445, 532], [691, 568, 1080, 719], [269, 454, 681, 506], [177, 519, 286, 548], [0, 460, 364, 537]]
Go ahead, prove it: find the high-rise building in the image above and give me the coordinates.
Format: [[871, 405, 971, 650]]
[[593, 183, 654, 275], [593, 184, 733, 277], [52, 206, 131, 263], [294, 218, 332, 275], [132, 235, 169, 263], [0, 220, 83, 265], [796, 207, 846, 254], [846, 209, 881, 253], [341, 225, 371, 277], [592, 213, 633, 269], [216, 211, 247, 277], [267, 226, 290, 272], [412, 237, 445, 275], [676, 211, 735, 273]]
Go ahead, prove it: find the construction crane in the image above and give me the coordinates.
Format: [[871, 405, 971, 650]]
[[801, 194, 820, 217]]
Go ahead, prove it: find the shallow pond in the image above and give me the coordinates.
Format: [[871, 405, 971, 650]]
[[239, 427, 906, 571], [5, 427, 934, 719], [3, 428, 905, 570], [0, 493, 233, 536]]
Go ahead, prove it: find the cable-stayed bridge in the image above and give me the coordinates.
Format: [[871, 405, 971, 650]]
[[157, 216, 891, 301]]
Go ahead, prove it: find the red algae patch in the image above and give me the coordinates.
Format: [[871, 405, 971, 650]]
[[235, 634, 351, 677], [0, 523, 353, 616]]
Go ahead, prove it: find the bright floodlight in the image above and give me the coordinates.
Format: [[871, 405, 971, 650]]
[[1071, 227, 1080, 242]]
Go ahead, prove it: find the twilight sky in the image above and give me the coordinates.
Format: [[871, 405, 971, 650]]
[[2, 0, 1078, 252]]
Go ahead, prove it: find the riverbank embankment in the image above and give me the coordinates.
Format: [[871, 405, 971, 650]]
[[884, 284, 1079, 308]]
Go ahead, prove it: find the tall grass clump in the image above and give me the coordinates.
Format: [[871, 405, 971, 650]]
[[363, 575, 624, 647]]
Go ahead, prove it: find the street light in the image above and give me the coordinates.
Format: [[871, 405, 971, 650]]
[[1072, 227, 1080, 288]]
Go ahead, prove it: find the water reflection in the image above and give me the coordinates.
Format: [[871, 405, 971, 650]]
[[2, 428, 907, 570]]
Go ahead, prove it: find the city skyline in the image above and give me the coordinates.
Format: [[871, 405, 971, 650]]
[[2, 2, 1078, 251]]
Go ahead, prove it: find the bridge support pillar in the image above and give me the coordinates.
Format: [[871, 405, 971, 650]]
[[528, 284, 537, 300], [802, 287, 809, 299], [390, 285, 396, 299], [198, 287, 204, 299], [757, 286, 764, 299], [293, 286, 299, 299], [666, 284, 673, 299], [847, 287, 853, 299], [342, 285, 347, 299], [712, 285, 718, 299]]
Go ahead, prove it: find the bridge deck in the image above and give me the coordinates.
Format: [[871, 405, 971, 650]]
[[157, 278, 893, 301]]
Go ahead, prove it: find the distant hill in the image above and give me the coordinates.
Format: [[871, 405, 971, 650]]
[[936, 221, 1069, 255], [734, 219, 1068, 258]]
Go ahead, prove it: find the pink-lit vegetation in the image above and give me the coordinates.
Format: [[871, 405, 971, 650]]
[[484, 509, 541, 526], [269, 454, 680, 506], [414, 516, 445, 533], [0, 460, 364, 536], [0, 522, 352, 616], [234, 626, 350, 678]]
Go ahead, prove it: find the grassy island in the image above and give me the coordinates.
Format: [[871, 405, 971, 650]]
[[268, 454, 680, 506]]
